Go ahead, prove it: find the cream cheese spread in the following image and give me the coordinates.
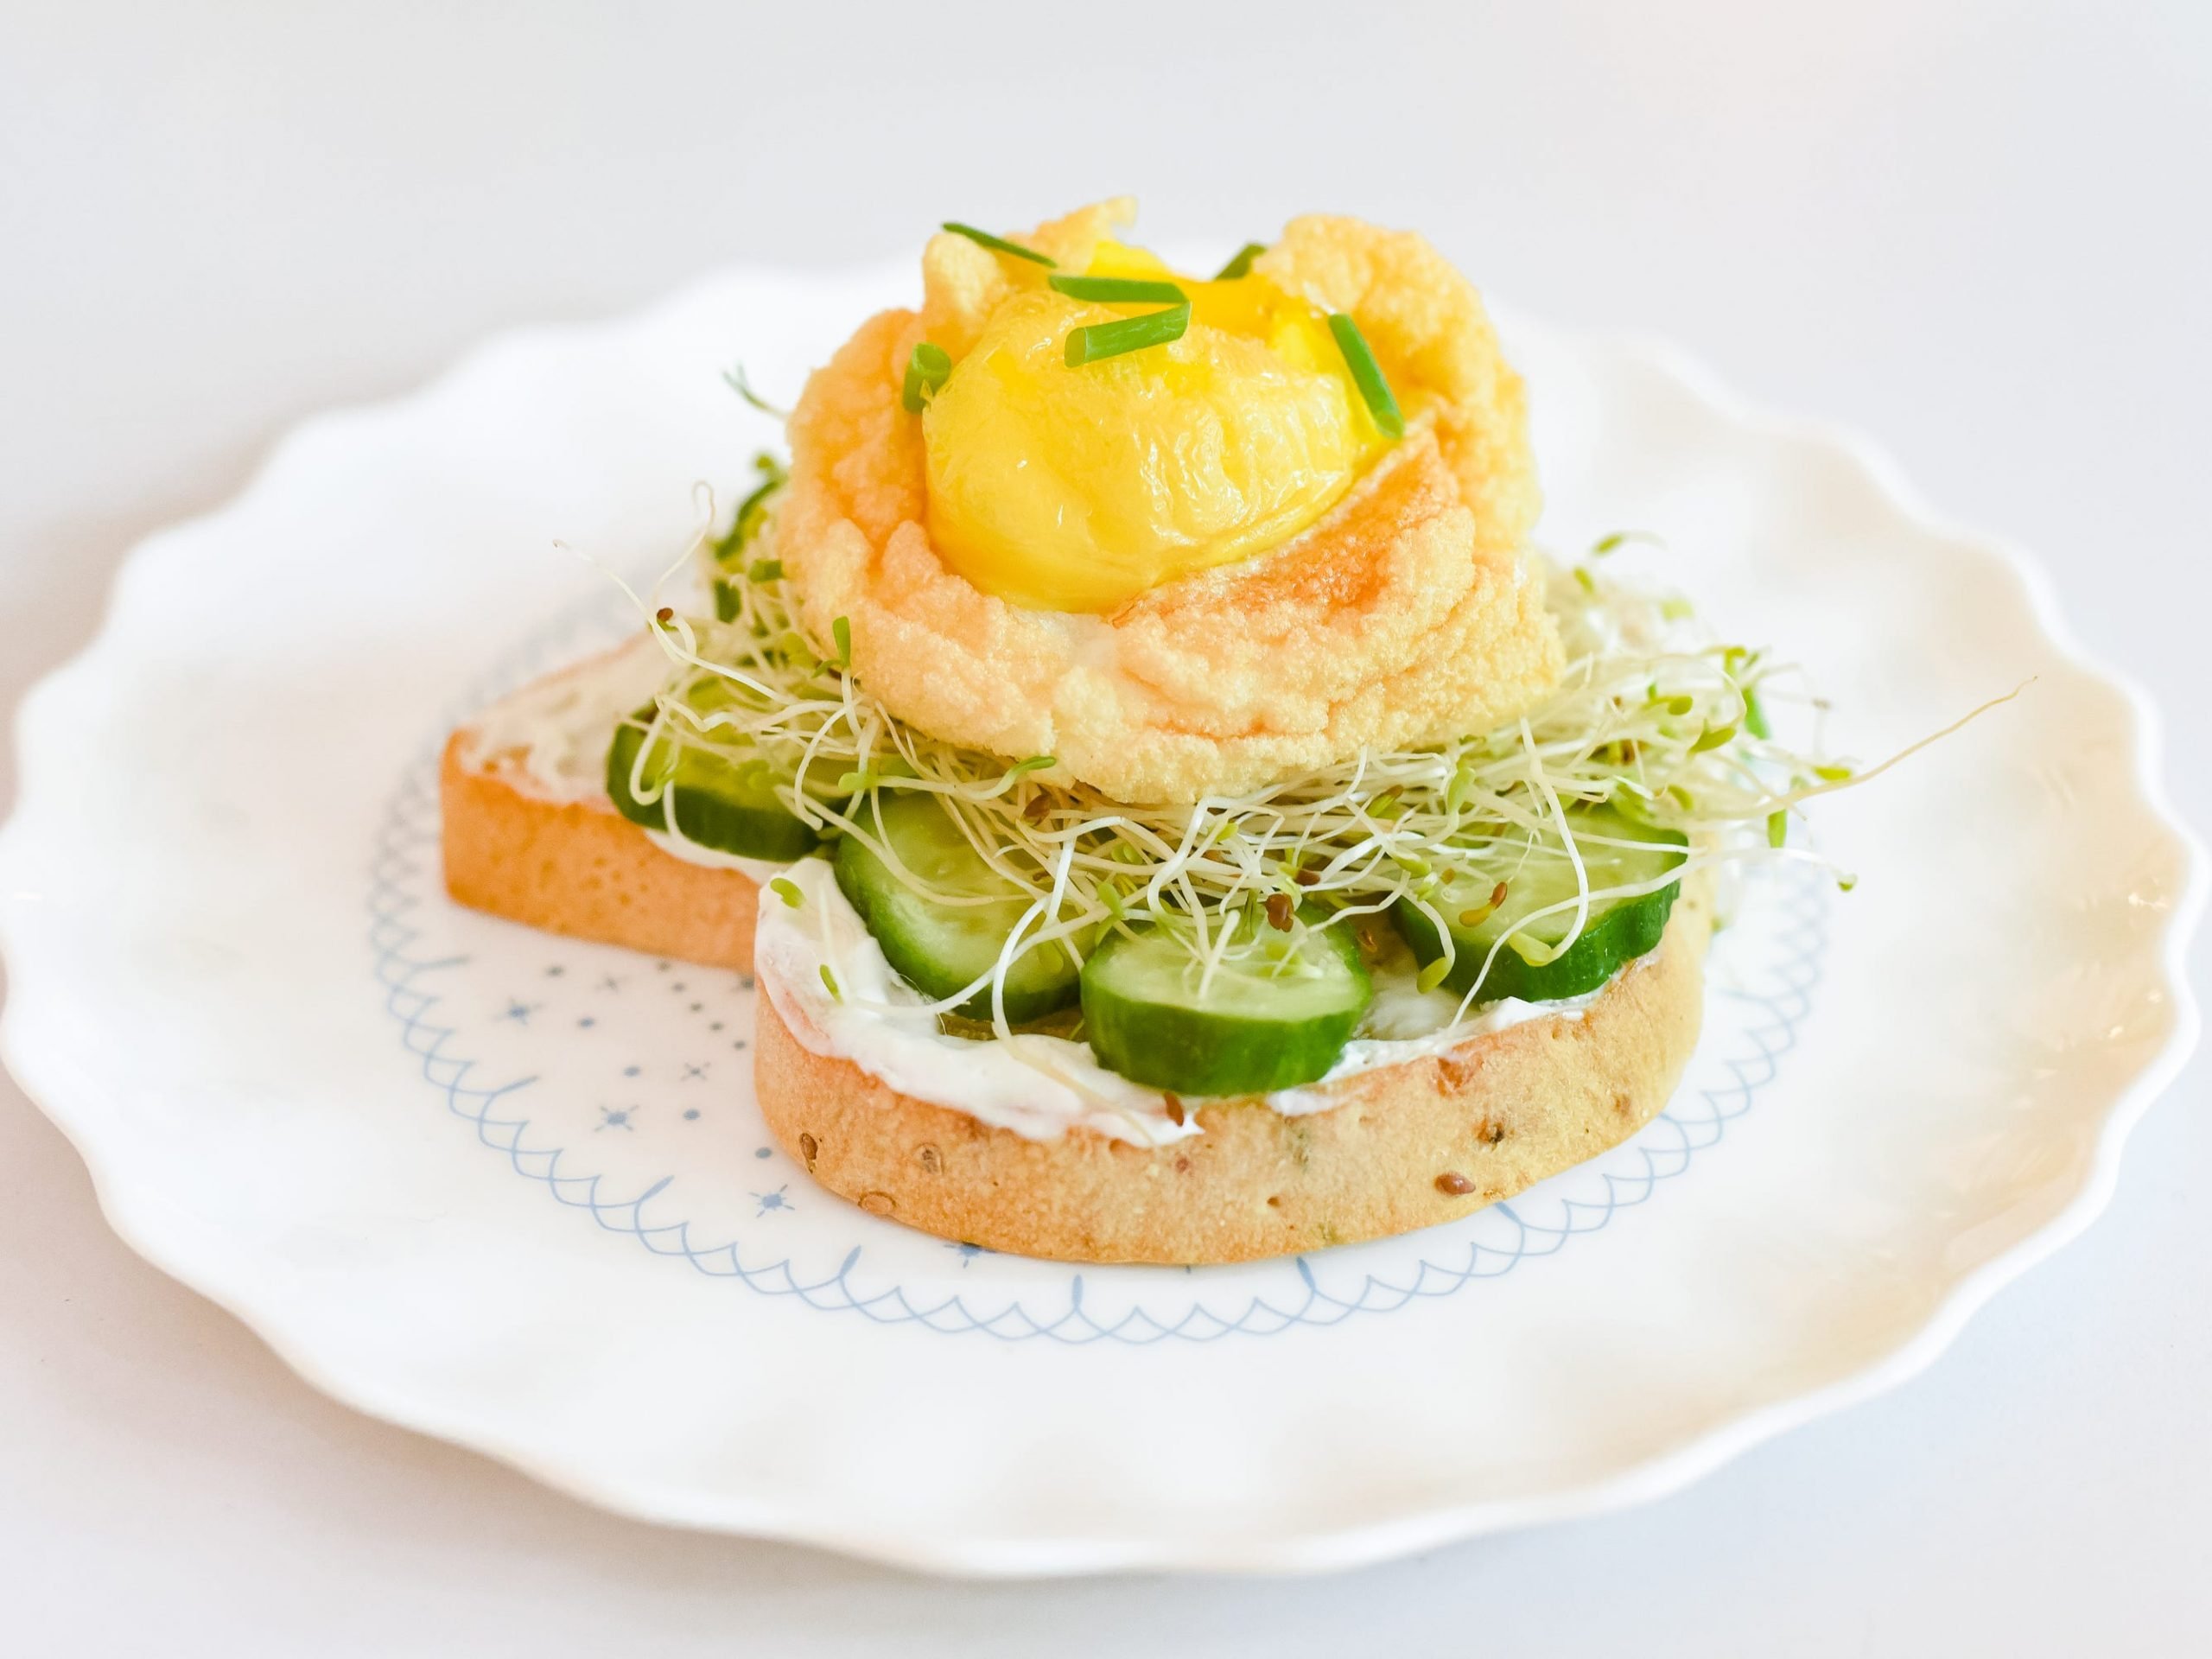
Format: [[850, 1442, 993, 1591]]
[[756, 856, 1628, 1147]]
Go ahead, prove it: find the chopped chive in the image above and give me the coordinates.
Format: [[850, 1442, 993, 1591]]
[[831, 615, 852, 666], [901, 341, 952, 413], [819, 964, 842, 1000], [1213, 242, 1267, 280], [747, 557, 782, 582], [1743, 685, 1772, 740], [1766, 810, 1789, 849], [1047, 274, 1186, 304], [770, 877, 804, 908], [1326, 313, 1403, 439], [1065, 302, 1191, 366], [941, 221, 1055, 267]]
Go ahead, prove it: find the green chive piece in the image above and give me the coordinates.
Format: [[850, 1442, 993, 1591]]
[[1326, 313, 1403, 439], [901, 342, 952, 413], [1767, 810, 1789, 849], [770, 877, 804, 908], [832, 615, 852, 666], [941, 221, 1055, 267], [747, 557, 782, 582], [1743, 684, 1772, 740], [819, 964, 842, 1001], [1065, 302, 1192, 366], [1213, 242, 1267, 280], [1048, 274, 1186, 304]]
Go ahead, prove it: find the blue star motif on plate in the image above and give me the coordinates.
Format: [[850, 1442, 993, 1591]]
[[752, 1185, 791, 1217], [499, 999, 541, 1026], [595, 1105, 636, 1133], [944, 1242, 988, 1268]]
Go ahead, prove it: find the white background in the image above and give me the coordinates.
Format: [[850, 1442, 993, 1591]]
[[3, 3, 2207, 1652]]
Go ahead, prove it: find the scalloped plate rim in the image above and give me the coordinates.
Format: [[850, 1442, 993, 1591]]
[[0, 264, 2202, 1577]]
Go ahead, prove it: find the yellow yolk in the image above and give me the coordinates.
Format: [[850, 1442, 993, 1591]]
[[921, 243, 1388, 613]]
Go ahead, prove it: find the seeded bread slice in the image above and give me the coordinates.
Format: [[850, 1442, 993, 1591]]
[[439, 652, 760, 970], [751, 886, 1709, 1265]]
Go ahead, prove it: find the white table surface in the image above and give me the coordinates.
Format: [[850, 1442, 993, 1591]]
[[3, 3, 2208, 1651]]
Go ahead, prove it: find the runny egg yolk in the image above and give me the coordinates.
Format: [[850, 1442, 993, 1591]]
[[921, 242, 1390, 613]]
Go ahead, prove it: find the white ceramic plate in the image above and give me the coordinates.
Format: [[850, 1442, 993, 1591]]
[[1, 265, 2201, 1576]]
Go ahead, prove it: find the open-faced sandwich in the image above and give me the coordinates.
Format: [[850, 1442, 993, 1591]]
[[444, 201, 1871, 1264]]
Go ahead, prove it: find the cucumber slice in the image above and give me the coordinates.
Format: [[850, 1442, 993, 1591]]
[[605, 683, 818, 862], [833, 791, 1081, 1024], [1393, 804, 1686, 1001], [1081, 908, 1372, 1096]]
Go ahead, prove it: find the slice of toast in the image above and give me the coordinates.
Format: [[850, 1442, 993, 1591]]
[[753, 886, 1710, 1264], [440, 642, 761, 971]]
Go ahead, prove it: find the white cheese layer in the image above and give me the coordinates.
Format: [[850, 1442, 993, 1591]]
[[756, 857, 1624, 1147]]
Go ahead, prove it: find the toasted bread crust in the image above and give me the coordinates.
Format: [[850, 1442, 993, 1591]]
[[753, 893, 1709, 1265], [439, 734, 760, 972]]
